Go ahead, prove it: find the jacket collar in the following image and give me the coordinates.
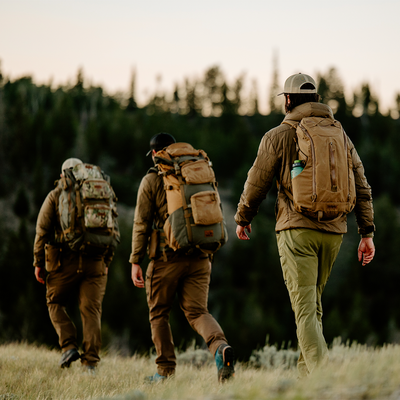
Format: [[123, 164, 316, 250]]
[[282, 102, 334, 125]]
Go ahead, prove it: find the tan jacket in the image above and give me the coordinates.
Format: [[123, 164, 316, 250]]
[[129, 169, 168, 265], [235, 102, 375, 236], [33, 181, 114, 268]]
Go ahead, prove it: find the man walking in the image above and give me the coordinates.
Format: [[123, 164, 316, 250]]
[[130, 132, 234, 383], [235, 73, 375, 377], [34, 158, 117, 372]]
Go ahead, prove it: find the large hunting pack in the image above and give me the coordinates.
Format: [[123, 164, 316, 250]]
[[154, 142, 227, 254], [58, 163, 120, 253]]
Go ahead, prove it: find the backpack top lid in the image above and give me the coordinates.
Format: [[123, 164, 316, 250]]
[[155, 143, 209, 167], [72, 163, 103, 181], [61, 163, 110, 191], [161, 142, 200, 157]]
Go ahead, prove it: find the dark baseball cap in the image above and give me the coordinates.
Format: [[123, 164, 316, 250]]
[[146, 132, 176, 156]]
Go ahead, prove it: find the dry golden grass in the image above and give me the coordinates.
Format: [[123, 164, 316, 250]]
[[1, 340, 400, 399]]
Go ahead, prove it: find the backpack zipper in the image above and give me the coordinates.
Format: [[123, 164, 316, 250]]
[[329, 142, 337, 192], [299, 123, 317, 201], [342, 129, 351, 202]]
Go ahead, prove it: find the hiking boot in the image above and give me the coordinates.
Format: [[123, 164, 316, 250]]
[[60, 348, 80, 368], [144, 372, 167, 383], [83, 365, 96, 376], [215, 344, 235, 383]]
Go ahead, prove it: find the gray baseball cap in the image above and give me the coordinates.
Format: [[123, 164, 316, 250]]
[[61, 158, 82, 173], [277, 73, 317, 96]]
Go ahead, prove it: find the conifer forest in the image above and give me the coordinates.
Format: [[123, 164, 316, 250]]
[[1, 64, 400, 361]]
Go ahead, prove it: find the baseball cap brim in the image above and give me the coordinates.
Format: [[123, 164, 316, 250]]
[[277, 89, 317, 96]]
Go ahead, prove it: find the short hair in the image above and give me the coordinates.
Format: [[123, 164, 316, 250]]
[[285, 92, 321, 113]]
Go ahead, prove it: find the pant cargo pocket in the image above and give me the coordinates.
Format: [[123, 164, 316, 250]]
[[45, 243, 62, 272]]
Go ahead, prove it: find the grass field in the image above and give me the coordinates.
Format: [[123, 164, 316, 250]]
[[1, 340, 400, 399]]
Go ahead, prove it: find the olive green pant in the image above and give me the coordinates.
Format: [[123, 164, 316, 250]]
[[277, 229, 343, 377], [145, 252, 227, 376], [46, 250, 107, 366]]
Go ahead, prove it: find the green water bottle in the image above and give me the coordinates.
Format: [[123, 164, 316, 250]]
[[291, 160, 305, 179]]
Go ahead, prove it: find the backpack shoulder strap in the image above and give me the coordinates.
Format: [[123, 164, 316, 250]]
[[281, 120, 299, 129], [147, 166, 159, 175], [61, 169, 76, 189]]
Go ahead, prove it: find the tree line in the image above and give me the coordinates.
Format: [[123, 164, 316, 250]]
[[1, 64, 400, 360]]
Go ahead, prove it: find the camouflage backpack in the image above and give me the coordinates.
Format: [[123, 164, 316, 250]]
[[58, 163, 120, 253], [283, 116, 356, 221], [154, 142, 227, 254]]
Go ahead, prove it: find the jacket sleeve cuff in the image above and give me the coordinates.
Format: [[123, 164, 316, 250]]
[[129, 254, 141, 265], [33, 258, 45, 269], [234, 214, 251, 227], [358, 225, 375, 237], [361, 232, 374, 238]]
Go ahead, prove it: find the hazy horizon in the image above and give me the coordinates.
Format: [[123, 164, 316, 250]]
[[1, 0, 399, 114]]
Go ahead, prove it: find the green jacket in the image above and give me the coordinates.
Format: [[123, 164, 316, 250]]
[[234, 102, 375, 237]]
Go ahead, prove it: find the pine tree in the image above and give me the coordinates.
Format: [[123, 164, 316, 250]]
[[126, 67, 138, 112], [268, 51, 282, 114]]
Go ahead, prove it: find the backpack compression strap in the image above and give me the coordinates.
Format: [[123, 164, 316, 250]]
[[174, 162, 193, 244]]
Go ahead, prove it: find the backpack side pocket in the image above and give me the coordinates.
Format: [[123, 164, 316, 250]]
[[191, 191, 223, 225]]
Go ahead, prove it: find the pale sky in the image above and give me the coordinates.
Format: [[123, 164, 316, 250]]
[[1, 0, 399, 114]]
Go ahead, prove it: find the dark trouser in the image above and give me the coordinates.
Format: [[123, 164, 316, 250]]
[[46, 250, 107, 366], [277, 229, 343, 377], [145, 252, 227, 376]]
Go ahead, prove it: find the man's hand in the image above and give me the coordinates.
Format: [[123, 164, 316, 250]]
[[35, 267, 45, 284], [131, 264, 145, 288], [236, 224, 252, 240], [358, 237, 375, 266]]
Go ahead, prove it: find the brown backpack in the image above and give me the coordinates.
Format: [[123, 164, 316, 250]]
[[283, 116, 356, 221], [154, 142, 227, 254]]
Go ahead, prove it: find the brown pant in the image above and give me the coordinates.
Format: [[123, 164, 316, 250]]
[[146, 252, 227, 376], [46, 250, 107, 366]]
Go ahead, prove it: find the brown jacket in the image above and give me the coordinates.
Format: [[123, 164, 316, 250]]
[[33, 181, 114, 268], [129, 169, 168, 265], [235, 102, 375, 236]]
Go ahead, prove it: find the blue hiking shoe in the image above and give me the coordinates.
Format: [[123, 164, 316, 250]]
[[215, 344, 235, 383], [145, 372, 167, 383]]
